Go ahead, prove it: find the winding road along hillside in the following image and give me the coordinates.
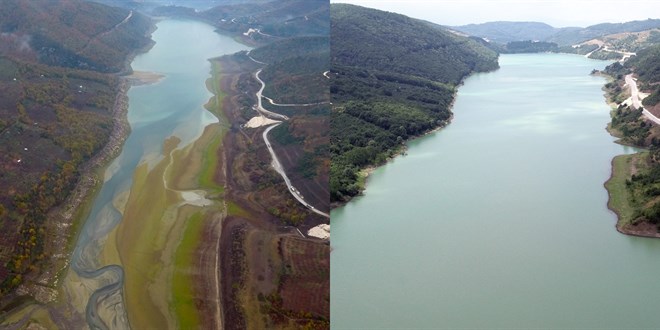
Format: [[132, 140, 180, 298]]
[[626, 74, 660, 125], [251, 62, 329, 218]]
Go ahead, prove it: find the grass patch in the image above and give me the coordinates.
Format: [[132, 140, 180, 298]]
[[118, 161, 172, 330], [199, 128, 223, 192], [606, 153, 643, 226], [204, 61, 227, 119], [356, 170, 368, 192], [199, 60, 230, 192], [172, 211, 205, 329], [227, 201, 250, 218]]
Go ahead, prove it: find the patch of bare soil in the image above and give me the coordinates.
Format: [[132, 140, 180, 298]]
[[219, 216, 248, 330], [276, 237, 329, 325], [618, 221, 660, 238], [194, 212, 224, 330]]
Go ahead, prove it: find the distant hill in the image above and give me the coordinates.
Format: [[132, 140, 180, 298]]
[[573, 28, 660, 52], [452, 21, 562, 43], [92, 0, 269, 11], [332, 4, 498, 85], [0, 0, 153, 73], [330, 4, 499, 203], [198, 0, 329, 39], [148, 0, 328, 44], [548, 19, 660, 45], [453, 19, 660, 46]]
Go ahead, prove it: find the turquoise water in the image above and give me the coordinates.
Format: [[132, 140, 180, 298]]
[[331, 54, 660, 328], [69, 20, 248, 327]]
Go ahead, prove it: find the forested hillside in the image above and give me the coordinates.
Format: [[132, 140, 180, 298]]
[[249, 36, 329, 63], [330, 4, 499, 203], [255, 36, 330, 212], [0, 0, 153, 298], [0, 0, 152, 72]]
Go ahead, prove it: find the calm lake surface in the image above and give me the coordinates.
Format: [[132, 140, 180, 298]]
[[331, 54, 660, 328], [69, 20, 248, 326]]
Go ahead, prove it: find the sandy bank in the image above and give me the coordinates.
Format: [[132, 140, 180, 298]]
[[126, 71, 165, 86], [307, 224, 330, 240], [244, 115, 280, 128]]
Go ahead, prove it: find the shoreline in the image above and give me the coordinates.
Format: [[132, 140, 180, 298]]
[[330, 88, 460, 210], [600, 71, 660, 239], [125, 71, 166, 85], [605, 154, 660, 238], [21, 78, 133, 305]]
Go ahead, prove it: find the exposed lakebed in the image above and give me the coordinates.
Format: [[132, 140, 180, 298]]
[[64, 20, 248, 328], [331, 54, 660, 328]]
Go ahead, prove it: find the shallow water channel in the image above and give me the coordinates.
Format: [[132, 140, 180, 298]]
[[331, 54, 660, 328], [66, 20, 248, 328]]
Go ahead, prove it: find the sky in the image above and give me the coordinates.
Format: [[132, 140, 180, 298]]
[[331, 0, 660, 27]]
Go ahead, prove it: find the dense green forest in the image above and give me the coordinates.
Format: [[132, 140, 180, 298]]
[[330, 4, 499, 203]]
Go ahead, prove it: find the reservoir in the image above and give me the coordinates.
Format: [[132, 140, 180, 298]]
[[66, 20, 248, 327], [331, 54, 660, 328]]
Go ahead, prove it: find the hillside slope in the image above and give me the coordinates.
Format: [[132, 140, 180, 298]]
[[330, 4, 499, 203], [549, 19, 660, 45], [453, 19, 660, 47], [452, 21, 562, 43], [0, 0, 152, 72], [0, 0, 153, 304]]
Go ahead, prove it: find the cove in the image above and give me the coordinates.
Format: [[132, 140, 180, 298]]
[[64, 20, 248, 328], [331, 54, 660, 328]]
